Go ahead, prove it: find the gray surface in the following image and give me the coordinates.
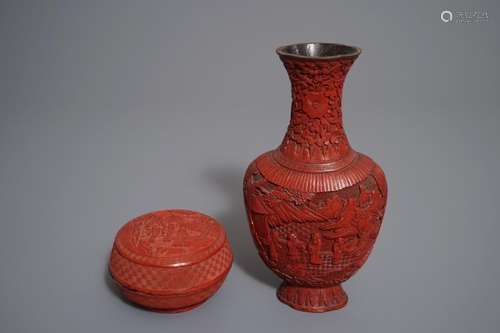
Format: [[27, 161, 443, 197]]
[[1, 1, 499, 332]]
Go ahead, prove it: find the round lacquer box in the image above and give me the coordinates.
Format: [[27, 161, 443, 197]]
[[108, 209, 233, 313]]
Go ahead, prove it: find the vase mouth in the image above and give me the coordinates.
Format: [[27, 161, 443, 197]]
[[276, 42, 361, 60]]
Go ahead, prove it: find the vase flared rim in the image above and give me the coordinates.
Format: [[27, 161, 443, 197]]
[[276, 42, 361, 60]]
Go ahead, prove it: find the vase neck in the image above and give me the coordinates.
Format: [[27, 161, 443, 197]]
[[278, 55, 358, 164]]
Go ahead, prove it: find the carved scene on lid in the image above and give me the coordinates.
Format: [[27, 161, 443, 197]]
[[117, 210, 222, 260]]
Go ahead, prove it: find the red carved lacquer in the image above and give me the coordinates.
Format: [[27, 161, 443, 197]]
[[243, 43, 388, 312], [108, 209, 233, 313]]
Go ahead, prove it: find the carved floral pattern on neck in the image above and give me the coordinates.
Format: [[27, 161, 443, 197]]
[[279, 56, 357, 163]]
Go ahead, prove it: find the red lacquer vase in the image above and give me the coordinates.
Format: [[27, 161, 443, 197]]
[[243, 43, 388, 312]]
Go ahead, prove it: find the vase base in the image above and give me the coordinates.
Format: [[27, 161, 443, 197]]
[[277, 283, 348, 313]]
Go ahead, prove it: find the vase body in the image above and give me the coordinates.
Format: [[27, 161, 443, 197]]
[[243, 43, 388, 312]]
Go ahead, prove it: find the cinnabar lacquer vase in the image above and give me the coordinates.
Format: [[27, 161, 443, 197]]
[[243, 43, 388, 312]]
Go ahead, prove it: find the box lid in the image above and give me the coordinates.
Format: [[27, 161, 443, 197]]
[[114, 209, 226, 268]]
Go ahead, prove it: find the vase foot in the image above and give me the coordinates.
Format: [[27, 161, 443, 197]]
[[277, 283, 348, 313]]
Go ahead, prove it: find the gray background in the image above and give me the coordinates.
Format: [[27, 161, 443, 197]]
[[1, 0, 499, 332]]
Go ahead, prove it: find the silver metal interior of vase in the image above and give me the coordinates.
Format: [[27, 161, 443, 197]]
[[276, 43, 361, 59]]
